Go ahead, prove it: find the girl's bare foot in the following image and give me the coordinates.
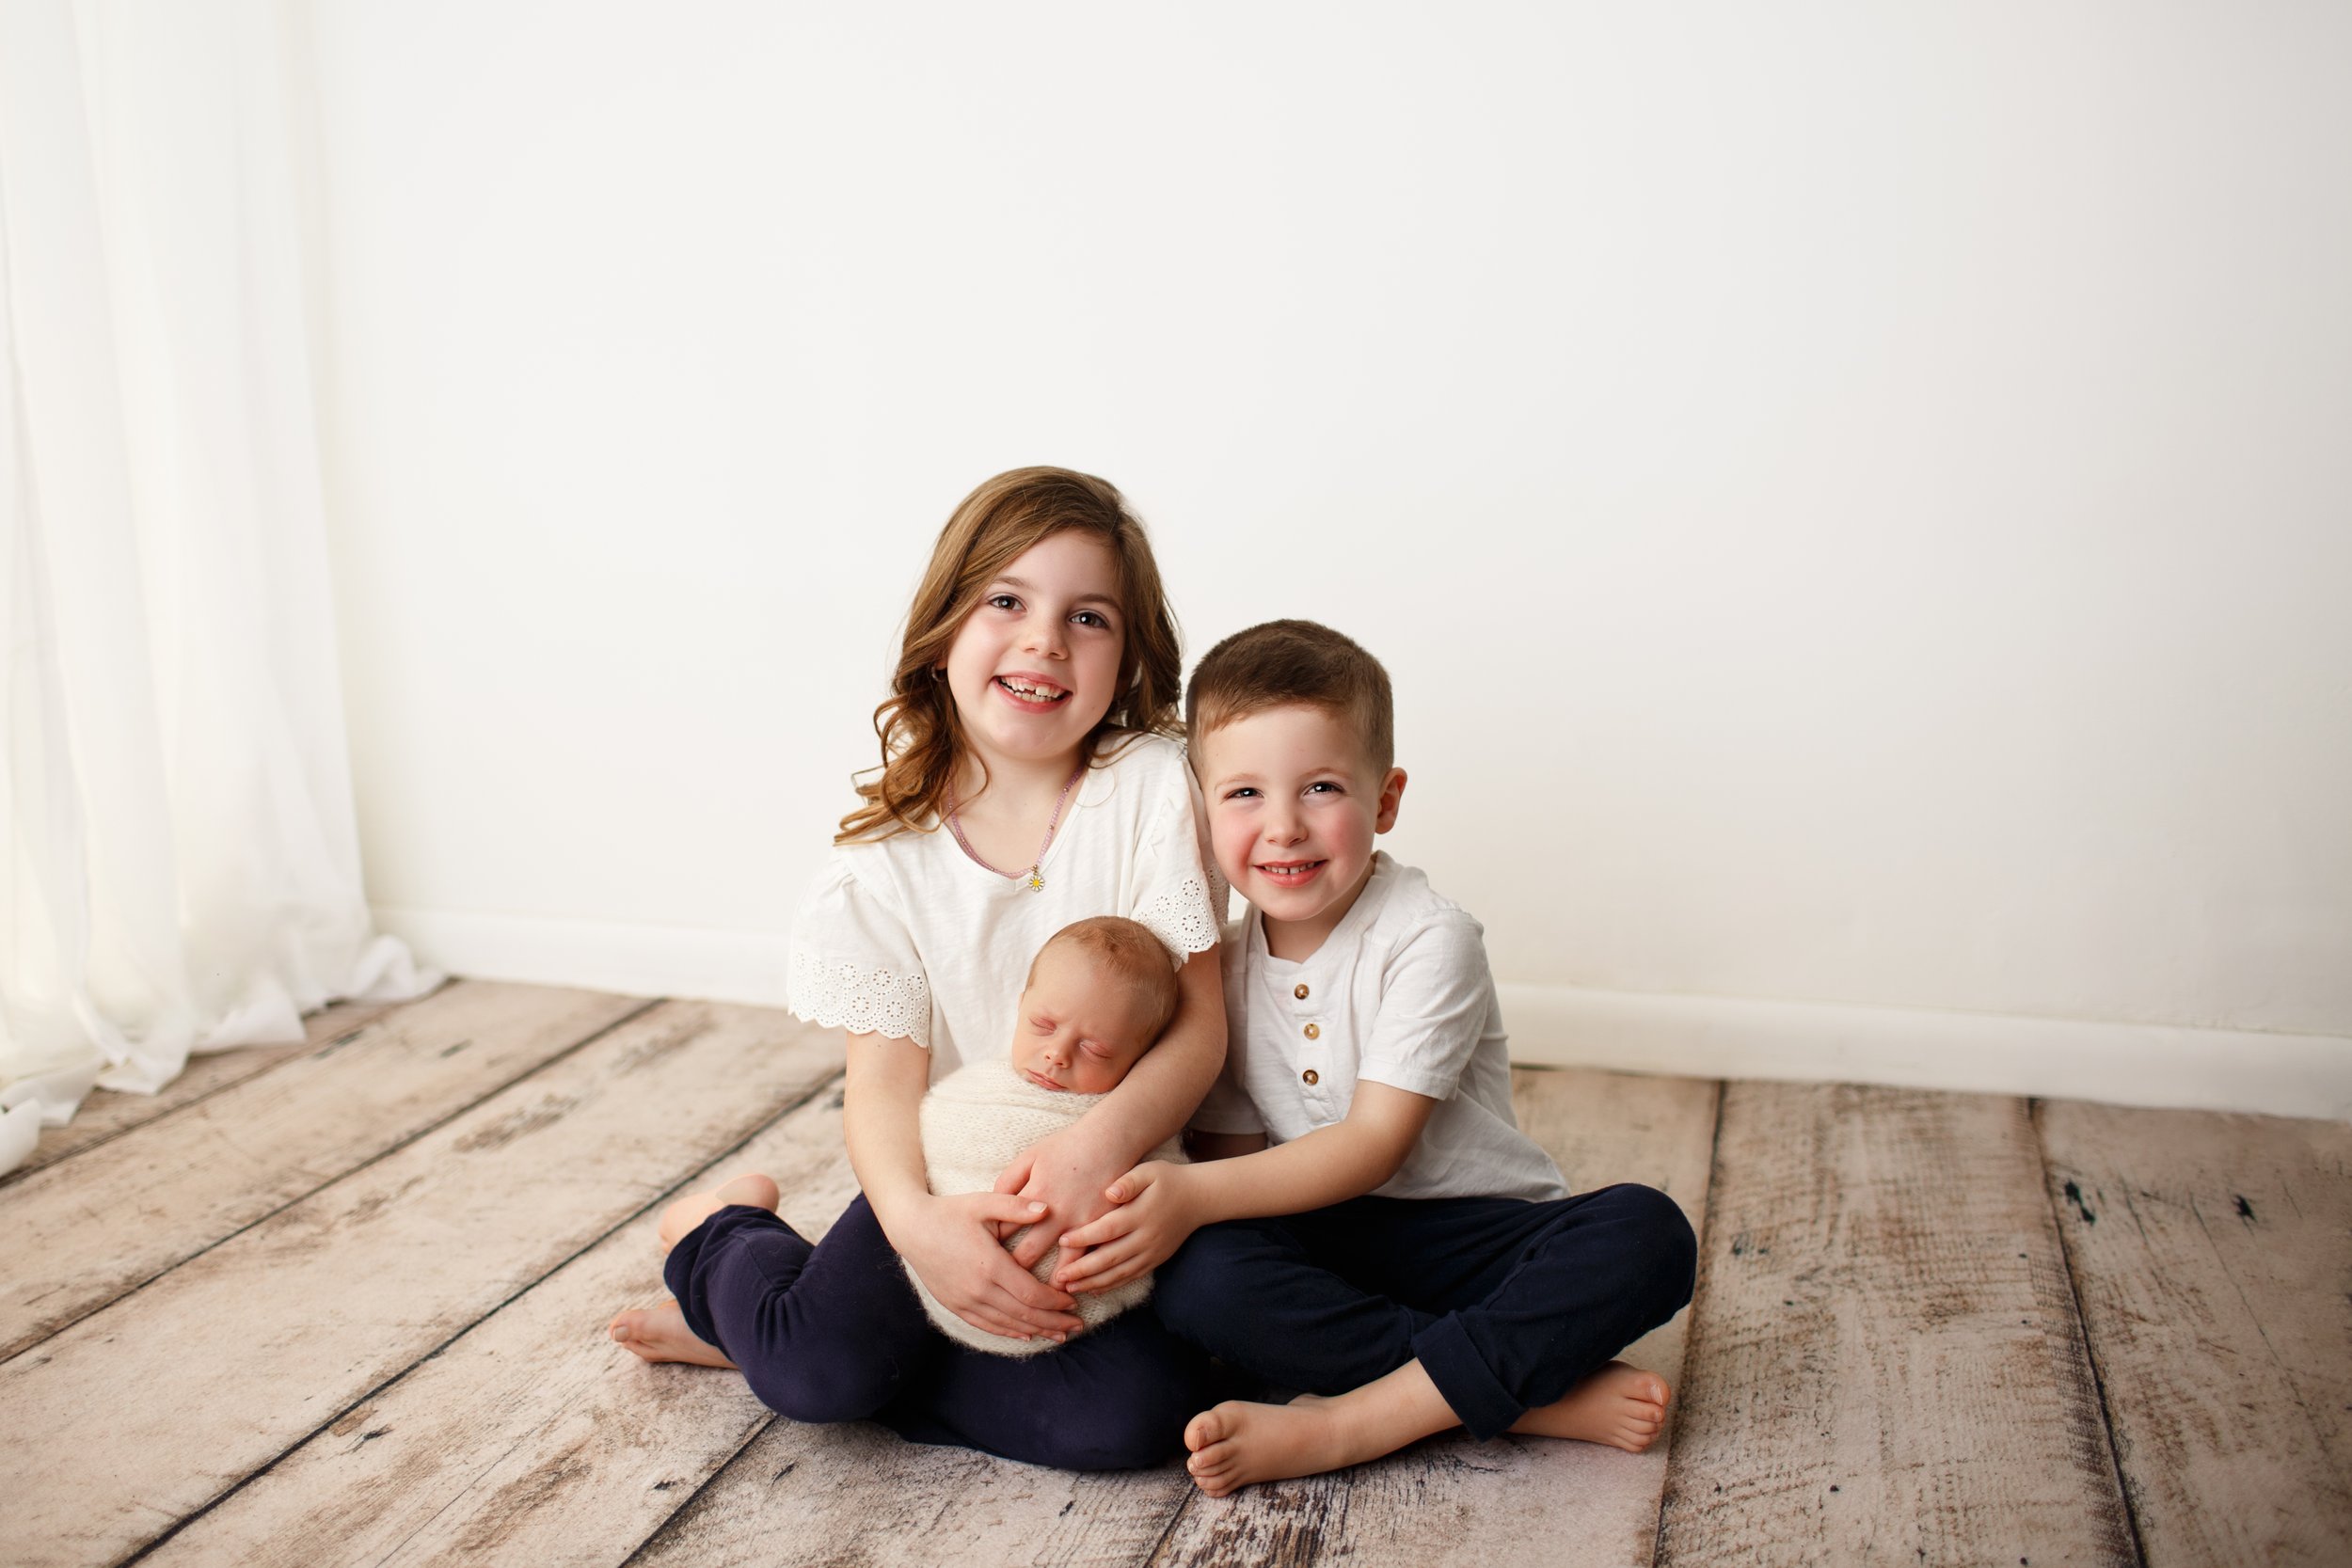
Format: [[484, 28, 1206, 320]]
[[1184, 1395, 1366, 1497], [1508, 1361, 1671, 1452], [657, 1172, 782, 1249], [613, 1179, 774, 1370], [608, 1299, 738, 1369]]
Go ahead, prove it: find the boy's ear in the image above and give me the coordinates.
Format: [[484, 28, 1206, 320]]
[[1374, 767, 1407, 833]]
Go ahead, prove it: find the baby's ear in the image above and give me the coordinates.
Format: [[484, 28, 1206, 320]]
[[1374, 767, 1407, 832]]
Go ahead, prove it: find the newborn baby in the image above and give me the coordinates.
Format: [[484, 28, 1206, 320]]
[[910, 915, 1186, 1356]]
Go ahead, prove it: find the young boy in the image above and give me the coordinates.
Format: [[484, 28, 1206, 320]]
[[1048, 620, 1698, 1495]]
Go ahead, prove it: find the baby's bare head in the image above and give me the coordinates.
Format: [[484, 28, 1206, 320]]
[[1009, 917, 1181, 1094]]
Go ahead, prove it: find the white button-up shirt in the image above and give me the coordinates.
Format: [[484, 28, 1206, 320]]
[[1194, 854, 1567, 1202]]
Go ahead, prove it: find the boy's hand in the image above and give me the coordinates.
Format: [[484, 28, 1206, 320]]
[[894, 1192, 1084, 1342], [994, 1124, 1124, 1271], [1049, 1162, 1200, 1293]]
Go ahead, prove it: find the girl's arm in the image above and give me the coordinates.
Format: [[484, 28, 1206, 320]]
[[996, 945, 1226, 1271], [1049, 1081, 1439, 1291], [842, 1030, 1084, 1340]]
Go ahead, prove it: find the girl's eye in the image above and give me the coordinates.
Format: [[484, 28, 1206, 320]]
[[1031, 1017, 1053, 1032], [1071, 610, 1112, 629], [1080, 1040, 1111, 1058], [988, 594, 1022, 611], [1225, 787, 1259, 800]]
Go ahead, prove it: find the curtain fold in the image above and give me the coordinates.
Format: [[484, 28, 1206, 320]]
[[0, 0, 438, 1176]]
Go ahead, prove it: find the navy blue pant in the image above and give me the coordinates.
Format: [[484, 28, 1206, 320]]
[[1153, 1184, 1696, 1440], [664, 1196, 1211, 1470]]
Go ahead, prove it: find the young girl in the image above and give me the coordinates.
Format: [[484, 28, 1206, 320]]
[[608, 467, 1227, 1470]]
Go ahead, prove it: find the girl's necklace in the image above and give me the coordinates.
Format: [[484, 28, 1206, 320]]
[[944, 762, 1086, 893]]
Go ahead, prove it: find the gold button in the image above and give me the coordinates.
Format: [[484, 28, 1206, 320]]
[[1303, 1022, 1320, 1039], [1302, 1069, 1319, 1085], [1294, 983, 1310, 1000]]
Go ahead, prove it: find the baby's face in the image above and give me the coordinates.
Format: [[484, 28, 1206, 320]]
[[1008, 941, 1155, 1094]]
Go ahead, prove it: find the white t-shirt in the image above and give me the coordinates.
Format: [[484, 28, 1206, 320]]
[[786, 733, 1223, 1080], [1192, 853, 1567, 1203]]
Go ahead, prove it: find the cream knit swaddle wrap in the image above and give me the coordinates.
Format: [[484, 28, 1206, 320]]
[[910, 1060, 1185, 1356]]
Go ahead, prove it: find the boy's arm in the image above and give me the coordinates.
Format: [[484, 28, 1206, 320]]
[[995, 945, 1226, 1269], [1179, 1082, 1438, 1219], [1051, 1081, 1438, 1291]]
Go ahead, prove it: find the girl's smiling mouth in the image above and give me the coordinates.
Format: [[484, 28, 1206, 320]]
[[993, 674, 1070, 706], [1254, 859, 1327, 885]]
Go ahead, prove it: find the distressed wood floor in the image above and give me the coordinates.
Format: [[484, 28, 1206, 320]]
[[4, 980, 2345, 1567]]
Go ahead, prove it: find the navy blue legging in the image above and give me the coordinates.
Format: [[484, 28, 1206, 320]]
[[664, 1197, 1211, 1470], [1153, 1184, 1697, 1440]]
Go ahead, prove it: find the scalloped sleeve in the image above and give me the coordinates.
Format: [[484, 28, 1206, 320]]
[[1127, 751, 1226, 965], [786, 856, 932, 1047]]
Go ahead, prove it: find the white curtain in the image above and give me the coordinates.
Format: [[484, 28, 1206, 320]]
[[0, 0, 437, 1176]]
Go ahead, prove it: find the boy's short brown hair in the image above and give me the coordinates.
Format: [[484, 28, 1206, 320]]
[[1031, 916, 1183, 1042], [1184, 619, 1395, 772]]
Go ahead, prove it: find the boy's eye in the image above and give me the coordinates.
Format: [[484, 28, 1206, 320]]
[[1079, 1040, 1111, 1058], [1224, 787, 1259, 800], [1307, 781, 1343, 795], [1030, 1016, 1053, 1032]]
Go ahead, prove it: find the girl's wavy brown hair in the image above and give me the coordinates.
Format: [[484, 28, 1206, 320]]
[[836, 467, 1184, 844]]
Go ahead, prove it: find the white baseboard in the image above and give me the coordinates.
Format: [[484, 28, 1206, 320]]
[[370, 905, 792, 1010], [372, 905, 2352, 1119], [1497, 982, 2352, 1121]]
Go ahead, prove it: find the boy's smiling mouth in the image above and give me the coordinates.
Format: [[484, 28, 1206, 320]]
[[993, 674, 1070, 706], [1254, 859, 1327, 885]]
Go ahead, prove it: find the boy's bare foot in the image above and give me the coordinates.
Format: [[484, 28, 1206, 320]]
[[1182, 1360, 1672, 1497], [1184, 1395, 1369, 1497], [1508, 1361, 1671, 1452], [608, 1299, 738, 1369], [656, 1172, 782, 1249]]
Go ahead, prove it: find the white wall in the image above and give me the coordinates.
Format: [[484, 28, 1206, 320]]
[[309, 2, 2352, 1114]]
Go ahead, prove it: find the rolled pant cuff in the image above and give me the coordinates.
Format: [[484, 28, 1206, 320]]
[[1411, 1314, 1520, 1441], [661, 1203, 783, 1352]]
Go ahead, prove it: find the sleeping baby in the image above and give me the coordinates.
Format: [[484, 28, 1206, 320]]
[[910, 915, 1186, 1356]]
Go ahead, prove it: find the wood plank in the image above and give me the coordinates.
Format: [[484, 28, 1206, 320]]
[[143, 1080, 860, 1568], [632, 1066, 1720, 1568], [0, 980, 645, 1362], [1655, 1083, 2137, 1568], [0, 997, 401, 1187], [634, 1422, 1186, 1568], [0, 1000, 842, 1568], [1145, 1067, 1722, 1568], [2037, 1098, 2352, 1567]]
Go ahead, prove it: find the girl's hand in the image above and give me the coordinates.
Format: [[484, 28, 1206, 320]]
[[1048, 1162, 1200, 1293], [993, 1124, 1126, 1271], [892, 1191, 1084, 1342]]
